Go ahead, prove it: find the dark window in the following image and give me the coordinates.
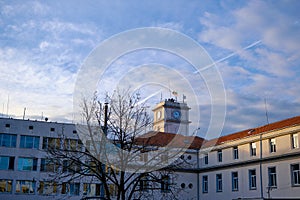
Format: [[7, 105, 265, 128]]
[[233, 146, 239, 159], [249, 169, 257, 190], [291, 164, 300, 186], [5, 124, 10, 128], [268, 167, 277, 187], [0, 156, 14, 170], [202, 175, 208, 193], [232, 172, 238, 191], [161, 175, 170, 192], [216, 174, 222, 192], [217, 150, 222, 162], [50, 128, 55, 132], [139, 175, 149, 191], [204, 154, 208, 165], [29, 125, 33, 130], [181, 183, 185, 188]]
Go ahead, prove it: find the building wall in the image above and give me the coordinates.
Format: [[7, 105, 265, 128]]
[[198, 124, 300, 200]]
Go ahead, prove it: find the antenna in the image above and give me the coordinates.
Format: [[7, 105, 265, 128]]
[[23, 108, 26, 120], [264, 98, 269, 125], [6, 95, 9, 117]]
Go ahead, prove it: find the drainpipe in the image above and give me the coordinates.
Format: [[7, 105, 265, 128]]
[[259, 133, 263, 199], [197, 149, 200, 200]]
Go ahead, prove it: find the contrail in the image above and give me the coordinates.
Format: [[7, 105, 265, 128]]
[[136, 89, 163, 106], [194, 40, 262, 73]]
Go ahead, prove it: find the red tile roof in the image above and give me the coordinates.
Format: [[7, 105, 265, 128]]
[[135, 131, 204, 149], [136, 116, 300, 149], [202, 115, 300, 148]]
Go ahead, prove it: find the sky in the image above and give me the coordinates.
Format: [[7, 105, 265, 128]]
[[0, 0, 300, 138]]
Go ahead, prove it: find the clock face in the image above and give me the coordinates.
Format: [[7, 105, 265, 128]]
[[172, 110, 181, 119]]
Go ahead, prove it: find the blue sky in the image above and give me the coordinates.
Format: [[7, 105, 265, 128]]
[[0, 0, 300, 137]]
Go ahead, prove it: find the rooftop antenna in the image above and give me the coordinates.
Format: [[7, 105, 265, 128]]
[[264, 98, 269, 125], [23, 108, 26, 120], [6, 94, 9, 117]]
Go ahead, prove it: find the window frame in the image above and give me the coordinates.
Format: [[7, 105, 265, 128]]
[[292, 133, 299, 149], [269, 138, 276, 153], [216, 174, 222, 192], [250, 142, 257, 156], [20, 135, 40, 149], [0, 133, 17, 148], [268, 167, 277, 188], [217, 150, 222, 162], [233, 146, 239, 160], [17, 157, 37, 171], [231, 172, 239, 191], [0, 179, 12, 193], [15, 180, 36, 194], [249, 169, 257, 190], [291, 163, 300, 186], [202, 175, 208, 193]]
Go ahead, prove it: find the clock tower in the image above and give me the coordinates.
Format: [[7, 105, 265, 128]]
[[153, 98, 191, 135]]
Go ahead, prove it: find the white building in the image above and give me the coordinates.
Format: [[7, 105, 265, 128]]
[[0, 98, 299, 199]]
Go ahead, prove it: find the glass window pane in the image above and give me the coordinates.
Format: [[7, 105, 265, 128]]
[[0, 157, 9, 170]]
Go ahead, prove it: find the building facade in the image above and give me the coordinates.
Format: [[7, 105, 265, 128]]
[[0, 99, 300, 199]]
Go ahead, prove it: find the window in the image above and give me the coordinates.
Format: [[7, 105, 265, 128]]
[[38, 181, 57, 195], [83, 183, 101, 196], [0, 156, 14, 170], [29, 125, 33, 130], [268, 167, 277, 187], [20, 135, 40, 149], [204, 153, 208, 165], [161, 175, 170, 192], [249, 169, 257, 190], [216, 174, 222, 192], [202, 175, 208, 193], [40, 158, 59, 172], [0, 179, 12, 193], [140, 152, 148, 162], [139, 175, 149, 191], [232, 172, 238, 191], [50, 128, 55, 132], [291, 164, 300, 186], [17, 157, 37, 171], [292, 134, 299, 149], [161, 153, 168, 164], [5, 124, 10, 128], [63, 160, 80, 173], [233, 146, 239, 159], [217, 150, 222, 162], [270, 138, 276, 153], [250, 142, 257, 156], [16, 180, 36, 194], [42, 137, 61, 150], [61, 182, 80, 195], [64, 139, 81, 151], [109, 184, 118, 197], [0, 133, 17, 147]]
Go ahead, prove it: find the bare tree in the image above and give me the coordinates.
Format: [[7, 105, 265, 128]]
[[45, 89, 192, 200]]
